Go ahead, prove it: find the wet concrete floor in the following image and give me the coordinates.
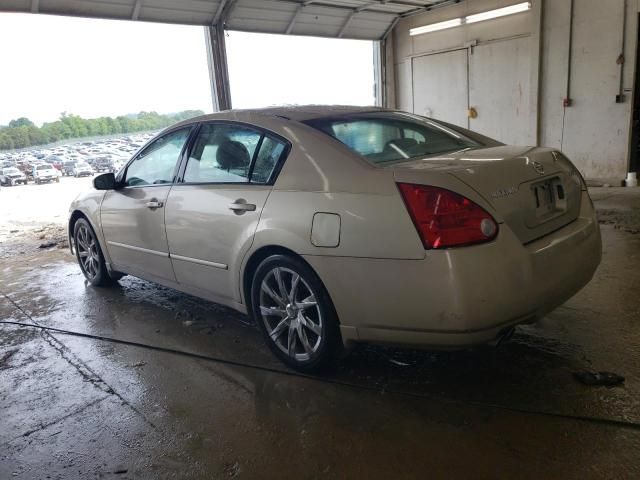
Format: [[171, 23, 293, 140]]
[[1, 187, 639, 478]]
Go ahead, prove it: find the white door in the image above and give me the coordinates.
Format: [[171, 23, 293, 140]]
[[411, 49, 468, 127], [165, 122, 288, 301], [468, 37, 532, 145]]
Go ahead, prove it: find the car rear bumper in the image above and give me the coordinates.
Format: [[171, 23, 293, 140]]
[[305, 191, 601, 348]]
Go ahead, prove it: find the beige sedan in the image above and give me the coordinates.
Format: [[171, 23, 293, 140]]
[[68, 106, 601, 371]]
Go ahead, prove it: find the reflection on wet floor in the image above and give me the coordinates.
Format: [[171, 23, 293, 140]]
[[1, 211, 640, 477]]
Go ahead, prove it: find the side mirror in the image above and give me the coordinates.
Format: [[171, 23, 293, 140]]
[[93, 172, 118, 190]]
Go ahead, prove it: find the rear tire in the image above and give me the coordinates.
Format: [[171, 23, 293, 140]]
[[73, 218, 118, 287], [250, 254, 343, 372]]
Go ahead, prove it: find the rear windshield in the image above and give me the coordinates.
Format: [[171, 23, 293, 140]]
[[304, 112, 479, 164]]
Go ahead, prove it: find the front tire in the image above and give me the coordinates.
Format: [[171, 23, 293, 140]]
[[73, 218, 117, 287], [250, 254, 342, 372]]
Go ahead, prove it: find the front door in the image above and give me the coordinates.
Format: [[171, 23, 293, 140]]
[[101, 127, 191, 282], [165, 122, 288, 301]]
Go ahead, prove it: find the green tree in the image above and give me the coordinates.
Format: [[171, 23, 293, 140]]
[[0, 109, 206, 151], [8, 117, 35, 128]]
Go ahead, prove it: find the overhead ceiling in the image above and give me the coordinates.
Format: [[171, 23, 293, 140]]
[[0, 0, 458, 40]]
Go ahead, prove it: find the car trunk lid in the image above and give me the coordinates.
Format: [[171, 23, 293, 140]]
[[389, 146, 582, 244]]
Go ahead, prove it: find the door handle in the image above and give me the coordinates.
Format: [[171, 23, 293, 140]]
[[229, 199, 256, 213], [145, 199, 164, 209]]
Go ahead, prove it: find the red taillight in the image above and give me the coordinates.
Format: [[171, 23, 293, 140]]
[[397, 183, 498, 249]]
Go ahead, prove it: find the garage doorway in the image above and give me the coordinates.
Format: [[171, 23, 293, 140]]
[[411, 36, 532, 145]]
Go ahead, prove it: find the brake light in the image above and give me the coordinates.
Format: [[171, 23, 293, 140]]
[[398, 183, 498, 249]]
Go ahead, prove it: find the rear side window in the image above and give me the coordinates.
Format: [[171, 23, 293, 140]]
[[251, 136, 285, 184], [183, 123, 287, 184], [305, 113, 479, 164]]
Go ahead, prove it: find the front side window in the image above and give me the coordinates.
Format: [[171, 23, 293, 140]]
[[305, 113, 479, 164], [183, 123, 285, 184], [124, 128, 190, 186]]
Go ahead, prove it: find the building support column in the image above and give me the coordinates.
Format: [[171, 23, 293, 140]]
[[204, 25, 232, 112], [379, 18, 398, 109], [376, 38, 397, 108], [530, 0, 543, 146], [373, 41, 384, 107]]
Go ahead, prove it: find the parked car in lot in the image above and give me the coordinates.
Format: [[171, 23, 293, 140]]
[[68, 106, 602, 371], [62, 161, 77, 176], [0, 167, 28, 186], [33, 163, 60, 184], [44, 155, 64, 172], [73, 162, 94, 177], [89, 157, 114, 173]]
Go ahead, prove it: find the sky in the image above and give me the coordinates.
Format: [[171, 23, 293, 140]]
[[0, 13, 374, 127]]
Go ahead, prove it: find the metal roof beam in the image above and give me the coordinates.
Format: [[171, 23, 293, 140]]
[[337, 1, 397, 37], [400, 0, 463, 18], [337, 11, 355, 37], [212, 0, 228, 25], [131, 0, 142, 20], [381, 15, 399, 39], [285, 1, 314, 35]]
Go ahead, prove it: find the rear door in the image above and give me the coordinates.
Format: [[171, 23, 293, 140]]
[[100, 127, 192, 281], [165, 122, 288, 301]]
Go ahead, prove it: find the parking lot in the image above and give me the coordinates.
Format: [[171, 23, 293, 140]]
[[1, 185, 639, 478]]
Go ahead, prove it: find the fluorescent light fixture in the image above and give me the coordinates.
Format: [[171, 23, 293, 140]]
[[410, 18, 462, 36], [409, 2, 531, 37], [465, 2, 531, 24]]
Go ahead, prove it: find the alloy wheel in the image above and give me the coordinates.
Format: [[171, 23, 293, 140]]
[[259, 267, 323, 362], [76, 224, 100, 281]]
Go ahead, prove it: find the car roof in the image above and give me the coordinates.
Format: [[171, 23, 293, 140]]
[[174, 105, 389, 128]]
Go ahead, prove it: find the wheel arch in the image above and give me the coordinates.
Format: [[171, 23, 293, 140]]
[[68, 209, 86, 237], [241, 245, 338, 324], [68, 209, 107, 262], [242, 245, 302, 308]]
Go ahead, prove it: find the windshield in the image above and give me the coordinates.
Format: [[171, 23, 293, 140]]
[[36, 165, 52, 171], [77, 163, 90, 168], [304, 112, 480, 164], [3, 168, 20, 175]]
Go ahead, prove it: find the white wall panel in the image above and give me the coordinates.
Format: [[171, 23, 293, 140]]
[[469, 36, 533, 145], [412, 49, 469, 127]]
